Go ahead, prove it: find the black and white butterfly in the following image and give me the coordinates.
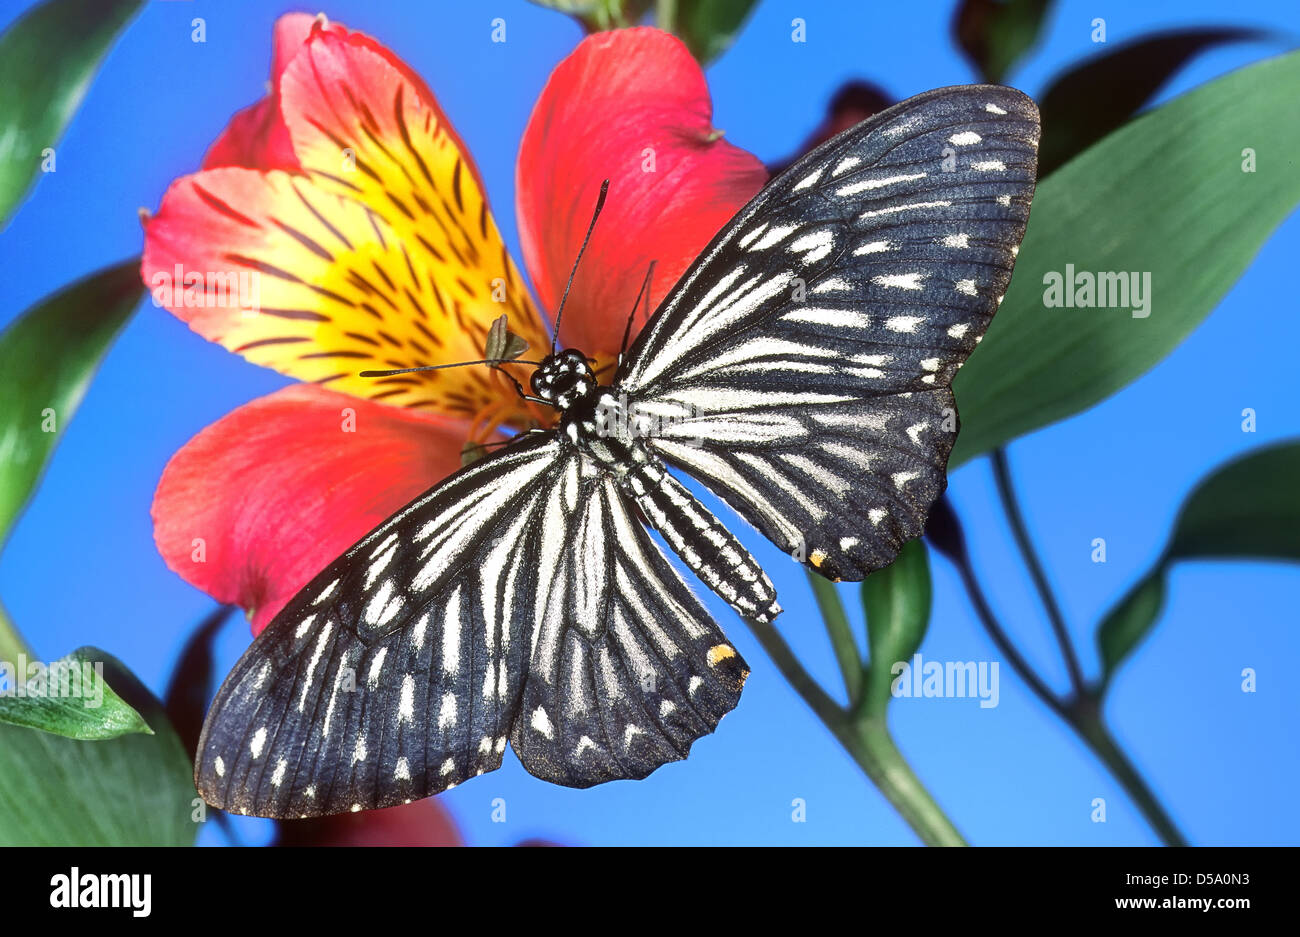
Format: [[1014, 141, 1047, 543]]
[[196, 85, 1039, 818]]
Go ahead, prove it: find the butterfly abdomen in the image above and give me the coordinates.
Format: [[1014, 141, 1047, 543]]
[[621, 463, 780, 623]]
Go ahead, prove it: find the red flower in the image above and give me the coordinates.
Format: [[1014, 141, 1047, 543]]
[[274, 798, 463, 847], [143, 15, 766, 635]]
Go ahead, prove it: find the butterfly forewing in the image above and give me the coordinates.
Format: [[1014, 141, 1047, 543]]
[[618, 84, 1039, 582], [195, 435, 559, 816]]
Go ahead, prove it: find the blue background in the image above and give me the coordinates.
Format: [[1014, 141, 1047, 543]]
[[0, 0, 1296, 846]]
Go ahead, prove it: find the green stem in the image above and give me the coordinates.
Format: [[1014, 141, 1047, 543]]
[[745, 616, 965, 846], [1068, 696, 1189, 847], [990, 447, 1086, 696], [805, 571, 862, 704], [944, 497, 1188, 846], [830, 715, 967, 847], [0, 598, 32, 665], [656, 0, 677, 33]]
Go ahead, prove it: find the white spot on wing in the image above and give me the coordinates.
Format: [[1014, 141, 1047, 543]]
[[884, 315, 923, 333], [531, 706, 554, 739], [836, 172, 925, 196], [792, 166, 824, 191], [399, 674, 415, 723], [949, 131, 982, 145], [873, 273, 924, 291], [749, 223, 799, 251], [831, 156, 860, 176], [861, 200, 951, 219], [955, 278, 978, 296], [788, 230, 834, 264]]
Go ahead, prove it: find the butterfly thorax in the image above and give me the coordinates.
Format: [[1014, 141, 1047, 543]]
[[532, 350, 780, 623]]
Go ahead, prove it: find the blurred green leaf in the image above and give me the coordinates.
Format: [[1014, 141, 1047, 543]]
[[1166, 441, 1300, 561], [861, 539, 932, 716], [953, 0, 1053, 83], [0, 0, 143, 226], [527, 0, 652, 31], [0, 652, 198, 845], [1096, 573, 1165, 686], [0, 258, 143, 550], [951, 51, 1300, 467], [0, 646, 151, 740], [665, 0, 760, 65], [162, 606, 236, 758], [1096, 441, 1300, 684], [1038, 28, 1270, 176]]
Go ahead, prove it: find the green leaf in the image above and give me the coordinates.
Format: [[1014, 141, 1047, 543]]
[[526, 0, 653, 31], [1037, 28, 1270, 176], [953, 0, 1053, 83], [1096, 573, 1165, 686], [1095, 441, 1300, 685], [1165, 441, 1300, 561], [950, 51, 1300, 467], [0, 652, 198, 846], [0, 0, 144, 226], [0, 258, 143, 550], [666, 0, 760, 65], [0, 646, 151, 740], [860, 539, 932, 716]]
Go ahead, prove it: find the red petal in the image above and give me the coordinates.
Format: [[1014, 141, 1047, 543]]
[[516, 27, 767, 363], [202, 13, 333, 172], [152, 384, 465, 635], [275, 799, 463, 847]]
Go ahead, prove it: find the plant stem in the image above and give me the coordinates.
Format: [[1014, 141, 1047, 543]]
[[805, 571, 862, 704], [830, 715, 966, 846], [990, 447, 1086, 696], [1068, 696, 1189, 847], [950, 551, 1067, 719], [656, 0, 678, 33], [0, 598, 32, 665], [745, 616, 965, 845], [941, 495, 1188, 846], [744, 616, 841, 725]]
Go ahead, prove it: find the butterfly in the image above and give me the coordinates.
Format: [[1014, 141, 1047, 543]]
[[196, 84, 1040, 817]]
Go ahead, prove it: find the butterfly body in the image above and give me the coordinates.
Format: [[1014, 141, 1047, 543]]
[[197, 85, 1040, 817]]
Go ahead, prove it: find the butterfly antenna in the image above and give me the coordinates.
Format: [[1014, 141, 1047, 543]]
[[618, 260, 657, 367], [551, 179, 610, 354], [360, 359, 542, 378], [361, 359, 553, 408]]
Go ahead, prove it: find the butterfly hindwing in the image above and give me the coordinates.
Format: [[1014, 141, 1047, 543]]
[[617, 84, 1040, 582], [510, 471, 748, 787]]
